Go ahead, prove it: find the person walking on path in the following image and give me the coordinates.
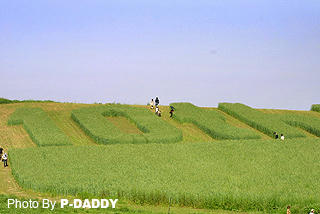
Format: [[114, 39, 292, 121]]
[[150, 99, 154, 109], [170, 108, 174, 118], [155, 106, 161, 117], [155, 97, 159, 107], [274, 132, 279, 139], [0, 147, 3, 161], [169, 106, 175, 118], [2, 152, 8, 168]]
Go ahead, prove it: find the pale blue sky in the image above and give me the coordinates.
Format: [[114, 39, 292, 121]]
[[1, 1, 319, 110]]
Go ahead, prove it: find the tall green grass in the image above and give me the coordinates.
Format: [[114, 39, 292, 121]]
[[71, 104, 183, 144], [9, 139, 320, 212], [170, 102, 261, 140], [218, 103, 305, 138], [7, 108, 72, 146], [277, 113, 320, 137]]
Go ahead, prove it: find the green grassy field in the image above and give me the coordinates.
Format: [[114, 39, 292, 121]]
[[1, 102, 320, 213], [9, 139, 320, 212]]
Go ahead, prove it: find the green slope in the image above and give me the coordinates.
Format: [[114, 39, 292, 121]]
[[1, 102, 320, 214]]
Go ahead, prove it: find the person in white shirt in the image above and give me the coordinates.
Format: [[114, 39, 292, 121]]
[[150, 99, 154, 109], [309, 209, 314, 214], [2, 152, 8, 168], [280, 134, 285, 140], [154, 106, 161, 117]]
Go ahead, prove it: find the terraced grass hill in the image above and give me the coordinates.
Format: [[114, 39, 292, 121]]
[[1, 101, 320, 213]]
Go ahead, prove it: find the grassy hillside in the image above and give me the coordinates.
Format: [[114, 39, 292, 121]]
[[0, 102, 320, 213]]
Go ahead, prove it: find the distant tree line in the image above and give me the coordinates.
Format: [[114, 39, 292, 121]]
[[0, 97, 55, 104]]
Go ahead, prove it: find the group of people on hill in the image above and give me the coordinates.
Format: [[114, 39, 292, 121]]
[[150, 97, 161, 117], [149, 97, 175, 118], [273, 132, 285, 140], [0, 147, 8, 168]]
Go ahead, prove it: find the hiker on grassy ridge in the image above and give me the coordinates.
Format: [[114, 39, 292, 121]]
[[155, 106, 161, 117], [155, 97, 159, 107], [280, 134, 285, 140], [2, 152, 8, 168], [0, 147, 3, 161], [274, 132, 279, 139], [150, 99, 154, 109], [170, 108, 174, 118]]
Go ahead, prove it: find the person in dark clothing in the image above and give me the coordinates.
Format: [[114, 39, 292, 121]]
[[170, 109, 174, 117], [274, 132, 279, 139], [0, 147, 3, 161], [169, 106, 175, 118], [155, 97, 159, 107]]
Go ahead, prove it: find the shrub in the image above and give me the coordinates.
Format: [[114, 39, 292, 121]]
[[0, 98, 13, 104], [311, 104, 320, 113], [0, 97, 54, 104]]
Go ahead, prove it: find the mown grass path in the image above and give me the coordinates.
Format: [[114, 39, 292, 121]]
[[145, 105, 215, 143]]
